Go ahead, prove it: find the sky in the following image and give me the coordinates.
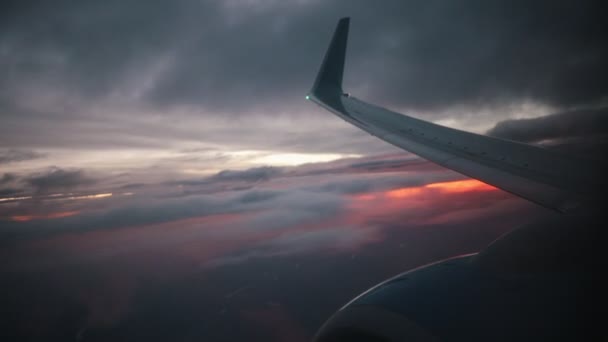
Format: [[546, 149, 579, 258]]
[[1, 0, 607, 341]]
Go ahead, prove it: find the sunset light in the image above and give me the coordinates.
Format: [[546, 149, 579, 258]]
[[63, 193, 113, 200], [10, 211, 80, 222], [356, 179, 497, 202], [426, 179, 497, 193], [252, 153, 360, 166]]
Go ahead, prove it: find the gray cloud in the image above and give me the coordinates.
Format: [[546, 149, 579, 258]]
[[237, 190, 281, 204], [486, 107, 608, 160], [211, 166, 283, 183], [0, 173, 20, 196], [2, 1, 606, 116], [487, 107, 608, 143], [0, 188, 21, 196], [169, 154, 432, 190], [0, 173, 24, 198], [0, 184, 343, 245], [0, 149, 45, 164], [0, 173, 17, 185], [26, 167, 95, 193], [0, 153, 453, 242], [2, 0, 606, 164], [308, 171, 460, 195], [163, 154, 449, 200]]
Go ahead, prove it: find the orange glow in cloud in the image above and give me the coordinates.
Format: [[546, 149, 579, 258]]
[[426, 179, 496, 193], [386, 187, 425, 199], [10, 211, 80, 222], [355, 179, 496, 202], [354, 193, 376, 201], [349, 179, 501, 226]]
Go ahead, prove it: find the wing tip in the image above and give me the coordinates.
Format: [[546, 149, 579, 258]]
[[311, 17, 350, 99]]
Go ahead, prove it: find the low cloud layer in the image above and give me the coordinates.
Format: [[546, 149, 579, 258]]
[[0, 152, 547, 340], [0, 154, 450, 239]]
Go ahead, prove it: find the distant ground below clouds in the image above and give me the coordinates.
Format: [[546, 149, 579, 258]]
[[1, 153, 553, 341]]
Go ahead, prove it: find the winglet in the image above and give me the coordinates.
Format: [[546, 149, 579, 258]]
[[310, 17, 350, 100]]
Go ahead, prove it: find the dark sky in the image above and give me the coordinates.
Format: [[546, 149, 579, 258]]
[[2, 0, 607, 172], [1, 1, 607, 341]]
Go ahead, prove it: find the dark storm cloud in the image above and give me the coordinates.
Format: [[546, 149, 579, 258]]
[[129, 0, 608, 112], [0, 0, 192, 101], [211, 166, 283, 183], [26, 167, 95, 193], [0, 149, 45, 164], [0, 173, 20, 196], [486, 107, 608, 160], [2, 0, 607, 117], [0, 173, 17, 185], [0, 188, 22, 196], [166, 166, 285, 189], [0, 172, 24, 199], [487, 107, 608, 142]]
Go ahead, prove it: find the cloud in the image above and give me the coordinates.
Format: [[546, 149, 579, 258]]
[[307, 171, 459, 195], [486, 107, 608, 160], [1, 0, 607, 160], [204, 226, 380, 269], [0, 154, 456, 251], [1, 0, 605, 113], [487, 107, 608, 143], [0, 185, 340, 242], [168, 153, 440, 193], [348, 157, 425, 171], [0, 173, 17, 185], [26, 167, 95, 193], [0, 188, 22, 196], [211, 166, 283, 183], [0, 153, 456, 231], [0, 149, 45, 164], [0, 173, 22, 197], [237, 190, 281, 204]]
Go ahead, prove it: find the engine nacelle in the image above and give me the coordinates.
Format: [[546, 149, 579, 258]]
[[314, 217, 599, 341]]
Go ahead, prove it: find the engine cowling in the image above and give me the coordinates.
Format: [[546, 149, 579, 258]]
[[314, 216, 599, 341]]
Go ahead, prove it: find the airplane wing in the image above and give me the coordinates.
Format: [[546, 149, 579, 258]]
[[308, 17, 605, 213]]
